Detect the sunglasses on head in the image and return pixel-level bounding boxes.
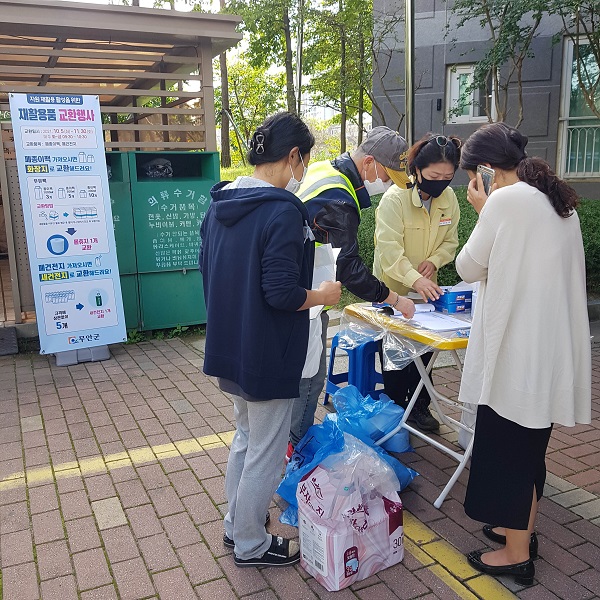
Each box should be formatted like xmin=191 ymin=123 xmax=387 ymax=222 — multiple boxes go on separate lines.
xmin=428 ymin=135 xmax=462 ymax=149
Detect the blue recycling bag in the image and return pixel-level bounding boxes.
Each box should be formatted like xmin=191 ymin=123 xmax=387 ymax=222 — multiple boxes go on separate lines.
xmin=276 ymin=395 xmax=418 ymax=527
xmin=277 ymin=418 xmax=344 ymax=526
xmin=331 ymin=385 xmax=412 ymax=454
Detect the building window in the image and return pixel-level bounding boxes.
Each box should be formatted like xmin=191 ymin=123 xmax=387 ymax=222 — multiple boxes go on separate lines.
xmin=446 ymin=65 xmax=493 ymax=124
xmin=560 ymin=39 xmax=600 ymax=177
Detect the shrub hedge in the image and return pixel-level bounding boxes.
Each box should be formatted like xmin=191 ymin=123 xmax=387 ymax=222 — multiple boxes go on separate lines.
xmin=358 ymin=188 xmax=600 ymax=295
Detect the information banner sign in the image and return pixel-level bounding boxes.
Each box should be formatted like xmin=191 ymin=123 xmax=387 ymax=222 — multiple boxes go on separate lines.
xmin=9 ymin=93 xmax=126 ymax=354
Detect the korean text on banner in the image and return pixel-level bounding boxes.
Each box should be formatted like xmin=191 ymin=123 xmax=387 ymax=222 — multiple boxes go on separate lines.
xmin=9 ymin=93 xmax=126 ymax=354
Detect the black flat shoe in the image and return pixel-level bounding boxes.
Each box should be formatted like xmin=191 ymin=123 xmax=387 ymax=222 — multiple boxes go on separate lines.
xmin=223 ymin=512 xmax=271 ymax=548
xmin=482 ymin=525 xmax=539 ymax=559
xmin=467 ymin=550 xmax=534 ymax=586
xmin=235 ymin=535 xmax=300 ymax=568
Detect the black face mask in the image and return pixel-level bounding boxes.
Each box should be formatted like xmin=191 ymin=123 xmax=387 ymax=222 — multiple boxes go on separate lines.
xmin=417 ymin=174 xmax=453 ymax=198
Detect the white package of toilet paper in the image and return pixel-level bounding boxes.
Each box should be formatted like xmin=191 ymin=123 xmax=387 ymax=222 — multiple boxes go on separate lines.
xmin=297 ymin=435 xmax=404 ymax=591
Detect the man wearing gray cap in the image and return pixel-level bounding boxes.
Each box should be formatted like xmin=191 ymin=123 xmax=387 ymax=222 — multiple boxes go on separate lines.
xmin=287 ymin=126 xmax=415 ymax=457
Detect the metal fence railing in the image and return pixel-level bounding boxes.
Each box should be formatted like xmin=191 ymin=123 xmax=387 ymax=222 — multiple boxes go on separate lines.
xmin=566 ymin=123 xmax=600 ymax=177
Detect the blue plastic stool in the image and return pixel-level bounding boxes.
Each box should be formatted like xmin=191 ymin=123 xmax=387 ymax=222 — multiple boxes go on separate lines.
xmin=323 ymin=333 xmax=384 ymax=404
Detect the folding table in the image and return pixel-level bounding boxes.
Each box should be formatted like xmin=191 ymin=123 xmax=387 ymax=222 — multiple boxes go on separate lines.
xmin=341 ymin=303 xmax=475 ymax=508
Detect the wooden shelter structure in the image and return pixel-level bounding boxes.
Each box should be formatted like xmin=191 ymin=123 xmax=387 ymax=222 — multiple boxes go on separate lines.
xmin=0 ymin=0 xmax=241 ymax=325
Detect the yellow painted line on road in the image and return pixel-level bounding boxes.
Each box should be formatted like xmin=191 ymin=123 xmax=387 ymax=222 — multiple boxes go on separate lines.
xmin=0 ymin=430 xmax=233 ymax=492
xmin=403 ymin=512 xmax=516 ymax=599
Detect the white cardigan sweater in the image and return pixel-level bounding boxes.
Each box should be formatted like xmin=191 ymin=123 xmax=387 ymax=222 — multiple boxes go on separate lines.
xmin=456 ymin=181 xmax=591 ymax=429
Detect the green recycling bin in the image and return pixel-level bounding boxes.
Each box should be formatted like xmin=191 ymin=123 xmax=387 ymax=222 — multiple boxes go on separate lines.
xmin=107 ymin=152 xmax=140 ymax=330
xmin=119 ymin=274 xmax=141 ymax=331
xmin=128 ymin=151 xmax=218 ymax=331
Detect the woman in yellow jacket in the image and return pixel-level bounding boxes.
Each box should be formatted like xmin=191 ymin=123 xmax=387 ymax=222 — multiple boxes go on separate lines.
xmin=373 ymin=134 xmax=461 ymax=431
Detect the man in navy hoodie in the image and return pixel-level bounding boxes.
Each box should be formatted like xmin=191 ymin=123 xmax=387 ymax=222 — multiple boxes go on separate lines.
xmin=200 ymin=112 xmax=341 ymax=568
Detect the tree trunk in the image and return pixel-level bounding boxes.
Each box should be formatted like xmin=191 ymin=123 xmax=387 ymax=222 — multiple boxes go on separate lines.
xmin=219 ymin=0 xmax=231 ymax=167
xmin=358 ymin=34 xmax=365 ymax=144
xmin=283 ymin=6 xmax=297 ymax=114
xmin=296 ymin=0 xmax=304 ymax=114
xmin=220 ymin=52 xmax=232 ymax=168
xmin=340 ymin=21 xmax=347 ymax=153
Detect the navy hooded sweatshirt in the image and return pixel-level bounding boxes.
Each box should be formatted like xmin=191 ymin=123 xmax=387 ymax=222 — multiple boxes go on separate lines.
xmin=199 ymin=180 xmax=314 ymax=400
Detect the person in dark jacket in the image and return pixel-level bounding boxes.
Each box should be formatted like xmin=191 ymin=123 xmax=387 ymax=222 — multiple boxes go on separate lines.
xmin=199 ymin=111 xmax=341 ymax=568
xmin=288 ymin=127 xmax=415 ymax=453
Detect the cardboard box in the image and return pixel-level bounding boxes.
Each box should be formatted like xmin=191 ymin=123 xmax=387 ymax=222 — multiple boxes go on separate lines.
xmin=433 ymin=300 xmax=471 ymax=314
xmin=436 ymin=286 xmax=473 ymax=305
xmin=297 ymin=465 xmax=404 ymax=591
xmin=433 ymin=286 xmax=472 ymax=313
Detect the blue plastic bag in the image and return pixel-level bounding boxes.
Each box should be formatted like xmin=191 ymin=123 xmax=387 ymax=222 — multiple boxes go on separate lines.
xmin=324 ymin=413 xmax=417 ymax=492
xmin=276 ymin=410 xmax=418 ymax=527
xmin=331 ymin=385 xmax=412 ymax=454
xmin=276 ymin=418 xmax=344 ymax=526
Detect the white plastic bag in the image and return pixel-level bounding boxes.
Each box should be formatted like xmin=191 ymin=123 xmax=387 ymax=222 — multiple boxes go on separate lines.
xmin=301 ymin=244 xmax=336 ymax=378
xmin=297 ymin=434 xmax=404 ymax=591
xmin=301 ymin=315 xmax=323 ymax=378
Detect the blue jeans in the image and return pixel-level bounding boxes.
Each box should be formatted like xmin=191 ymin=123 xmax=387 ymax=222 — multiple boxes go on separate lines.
xmin=289 ymin=311 xmax=329 ymax=447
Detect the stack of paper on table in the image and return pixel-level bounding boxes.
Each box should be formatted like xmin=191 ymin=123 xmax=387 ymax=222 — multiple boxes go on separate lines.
xmin=386 ymin=307 xmax=471 ymax=331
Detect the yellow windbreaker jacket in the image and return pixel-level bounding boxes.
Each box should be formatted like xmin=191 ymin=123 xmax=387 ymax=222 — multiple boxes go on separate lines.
xmin=373 ymin=184 xmax=460 ymax=296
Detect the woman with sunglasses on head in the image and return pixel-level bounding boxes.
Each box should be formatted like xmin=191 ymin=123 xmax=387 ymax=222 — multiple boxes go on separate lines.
xmin=373 ymin=133 xmax=461 ymax=431
xmin=457 ymin=122 xmax=590 ymax=586
xmin=200 ymin=111 xmax=341 ymax=568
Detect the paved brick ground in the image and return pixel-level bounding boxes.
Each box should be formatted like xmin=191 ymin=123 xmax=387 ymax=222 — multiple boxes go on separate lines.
xmin=0 ymin=336 xmax=599 ymax=599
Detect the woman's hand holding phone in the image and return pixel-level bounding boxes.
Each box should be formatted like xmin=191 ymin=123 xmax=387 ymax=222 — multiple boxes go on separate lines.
xmin=477 ymin=165 xmax=495 ymax=195
xmin=467 ymin=171 xmax=497 ymax=215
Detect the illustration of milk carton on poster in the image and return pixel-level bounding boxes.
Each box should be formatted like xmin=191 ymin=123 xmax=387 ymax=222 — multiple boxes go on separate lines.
xmin=9 ymin=93 xmax=126 ymax=354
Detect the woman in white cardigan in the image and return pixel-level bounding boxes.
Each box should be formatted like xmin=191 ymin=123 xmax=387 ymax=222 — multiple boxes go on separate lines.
xmin=456 ymin=123 xmax=591 ymax=586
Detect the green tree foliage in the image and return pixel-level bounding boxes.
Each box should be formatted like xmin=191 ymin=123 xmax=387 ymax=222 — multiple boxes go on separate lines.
xmin=448 ymin=0 xmax=547 ymax=127
xmin=301 ymin=0 xmax=405 ymax=145
xmin=214 ymin=59 xmax=286 ymax=162
xmin=302 ymin=0 xmax=372 ymax=149
xmin=549 ymin=1 xmax=600 ymax=119
xmin=226 ymin=0 xmax=298 ymax=113
xmin=450 ymin=1 xmax=600 ymax=124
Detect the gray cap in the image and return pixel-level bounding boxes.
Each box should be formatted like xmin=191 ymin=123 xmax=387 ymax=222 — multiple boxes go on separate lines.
xmin=359 ymin=126 xmax=410 ymax=188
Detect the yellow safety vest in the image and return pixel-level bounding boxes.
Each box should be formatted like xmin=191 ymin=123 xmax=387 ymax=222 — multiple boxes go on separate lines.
xmin=297 ymin=160 xmax=359 ymax=310
xmin=297 ymin=160 xmax=361 ymax=212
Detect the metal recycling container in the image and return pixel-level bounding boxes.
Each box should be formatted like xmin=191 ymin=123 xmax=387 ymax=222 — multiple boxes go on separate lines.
xmin=106 ymin=152 xmax=139 ymax=330
xmin=119 ymin=274 xmax=141 ymax=331
xmin=128 ymin=151 xmax=218 ymax=331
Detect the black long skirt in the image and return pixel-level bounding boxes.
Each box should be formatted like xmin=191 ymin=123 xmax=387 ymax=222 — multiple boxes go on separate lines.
xmin=464 ymin=405 xmax=553 ymax=530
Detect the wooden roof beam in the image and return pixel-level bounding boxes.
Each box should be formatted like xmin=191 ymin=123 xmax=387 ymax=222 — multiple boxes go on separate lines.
xmin=38 ymin=37 xmax=66 ymax=86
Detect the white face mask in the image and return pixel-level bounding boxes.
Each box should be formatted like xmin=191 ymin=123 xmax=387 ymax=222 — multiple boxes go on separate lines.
xmin=285 ymin=153 xmax=307 ymax=194
xmin=363 ymin=162 xmax=393 ymax=197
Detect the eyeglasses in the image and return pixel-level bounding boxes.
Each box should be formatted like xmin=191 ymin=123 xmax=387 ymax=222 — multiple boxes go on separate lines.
xmin=429 ymin=135 xmax=462 ymax=149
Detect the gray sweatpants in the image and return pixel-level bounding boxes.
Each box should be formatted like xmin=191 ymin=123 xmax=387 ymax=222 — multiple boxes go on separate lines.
xmin=289 ymin=311 xmax=329 ymax=447
xmin=224 ymin=395 xmax=293 ymax=559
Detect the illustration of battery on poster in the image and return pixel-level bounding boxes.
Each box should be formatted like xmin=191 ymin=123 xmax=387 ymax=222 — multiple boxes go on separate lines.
xmin=9 ymin=93 xmax=127 ymax=354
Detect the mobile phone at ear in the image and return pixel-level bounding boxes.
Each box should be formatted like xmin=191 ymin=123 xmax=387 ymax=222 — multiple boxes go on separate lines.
xmin=477 ymin=165 xmax=495 ymax=195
